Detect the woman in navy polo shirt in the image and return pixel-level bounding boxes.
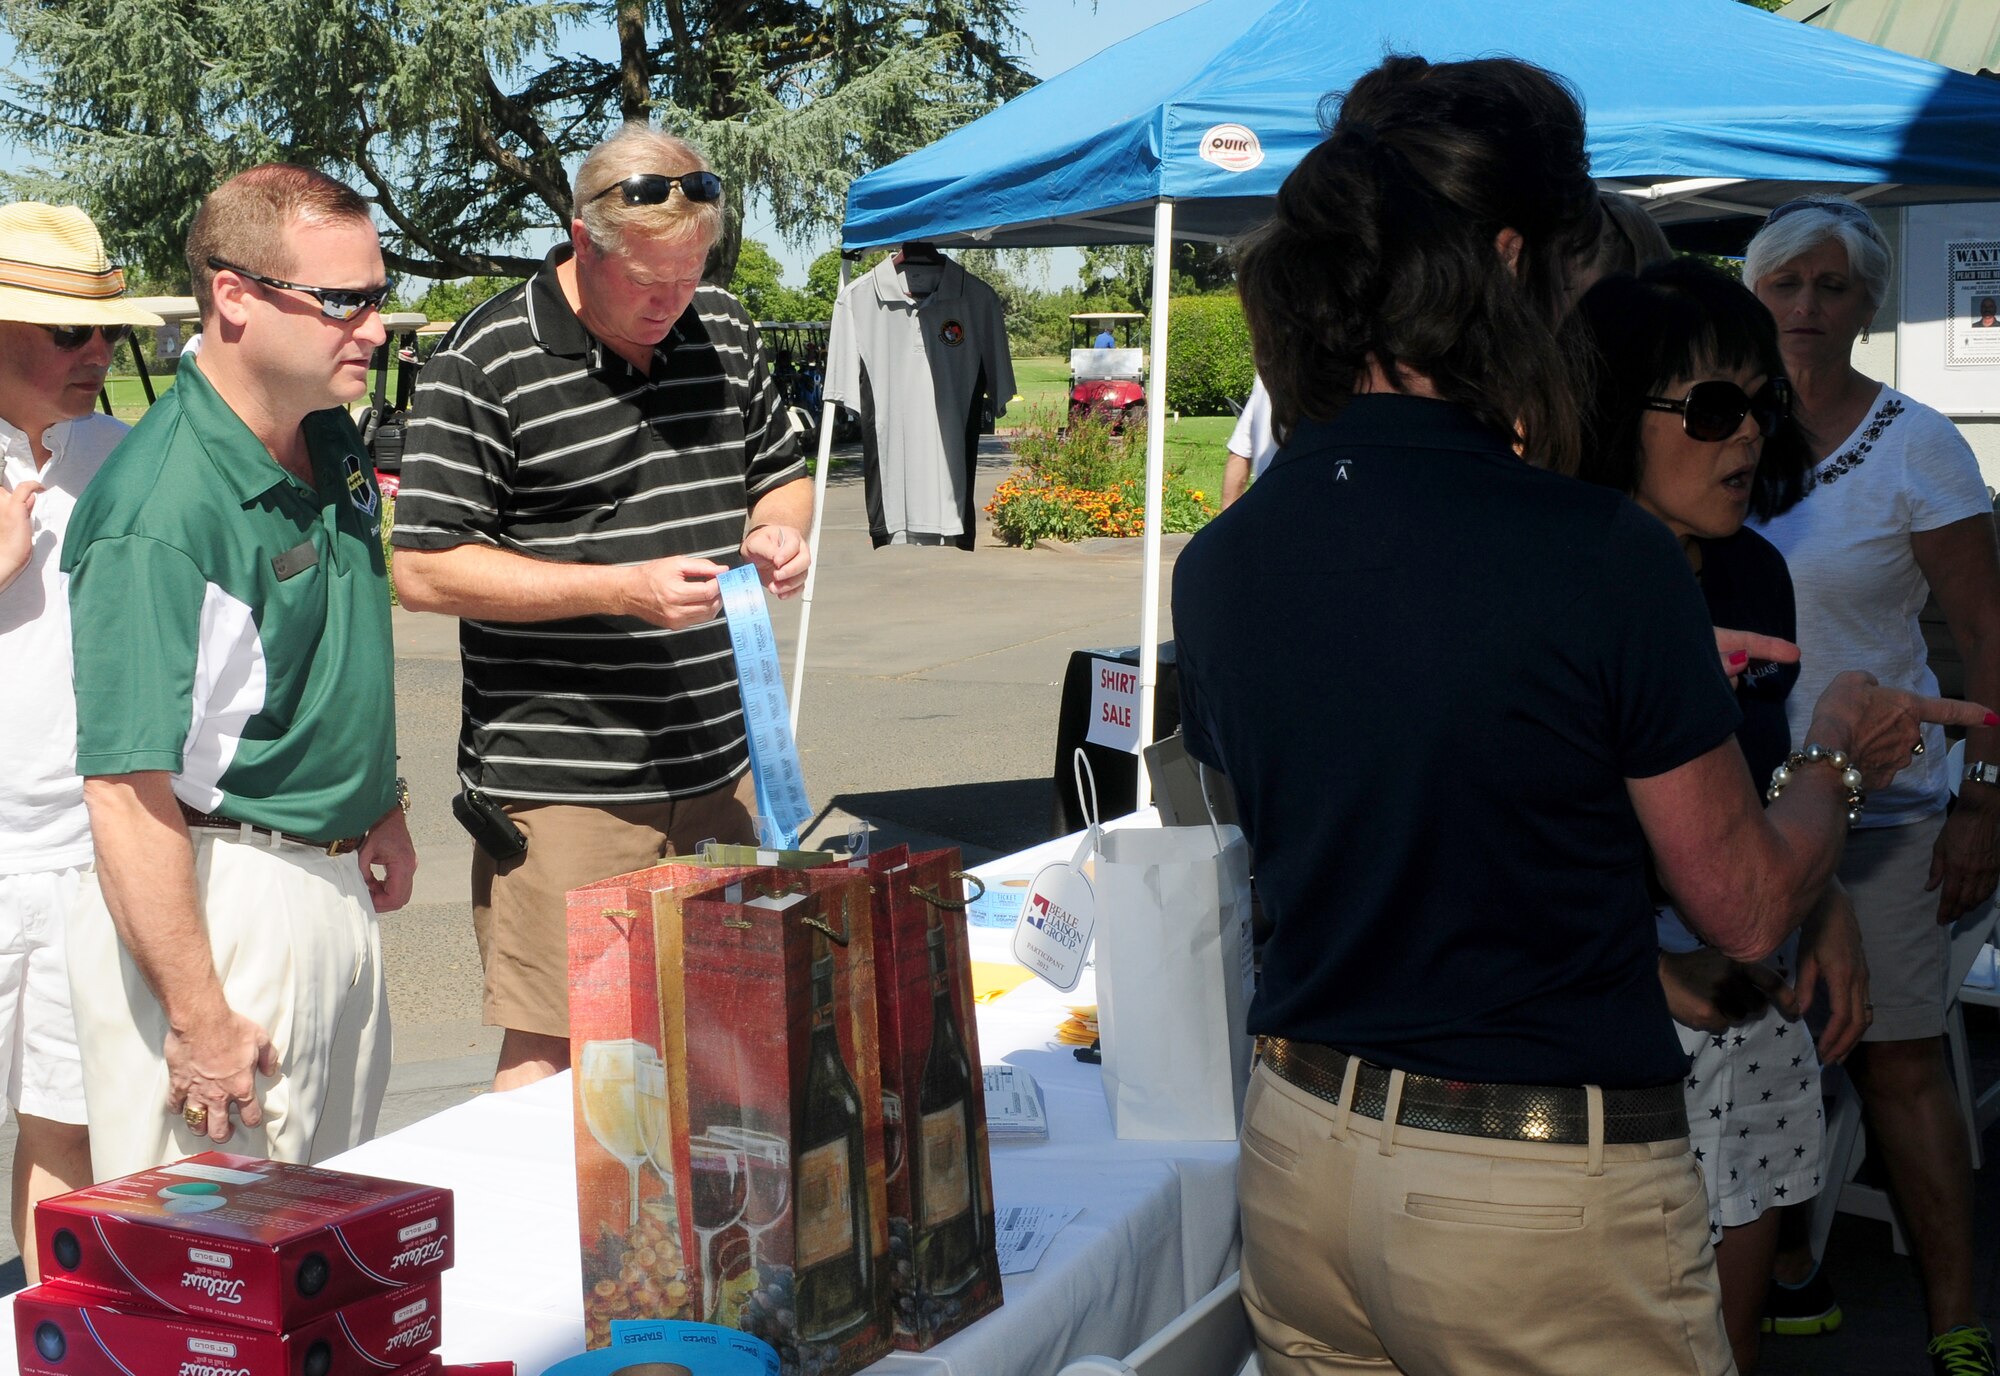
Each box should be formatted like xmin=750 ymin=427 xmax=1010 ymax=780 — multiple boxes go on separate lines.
xmin=1171 ymin=54 xmax=1991 ymax=1376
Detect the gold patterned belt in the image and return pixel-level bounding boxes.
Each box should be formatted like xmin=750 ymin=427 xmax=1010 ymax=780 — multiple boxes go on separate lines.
xmin=1263 ymin=1037 xmax=1687 ymax=1146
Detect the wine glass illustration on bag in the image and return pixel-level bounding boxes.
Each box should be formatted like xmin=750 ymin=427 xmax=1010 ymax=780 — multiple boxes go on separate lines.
xmin=579 ymin=1039 xmax=666 ymax=1227
xmin=688 ymin=1133 xmax=749 ymax=1322
xmin=706 ymin=1125 xmax=789 ymax=1271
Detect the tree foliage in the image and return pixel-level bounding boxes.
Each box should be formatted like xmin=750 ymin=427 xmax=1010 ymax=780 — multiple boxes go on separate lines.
xmin=0 ymin=0 xmax=1032 ymax=286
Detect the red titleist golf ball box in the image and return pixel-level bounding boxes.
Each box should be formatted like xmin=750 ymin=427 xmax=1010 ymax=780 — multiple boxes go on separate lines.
xmin=14 ymin=1278 xmax=443 ymax=1376
xmin=35 ymin=1153 xmax=453 ymax=1331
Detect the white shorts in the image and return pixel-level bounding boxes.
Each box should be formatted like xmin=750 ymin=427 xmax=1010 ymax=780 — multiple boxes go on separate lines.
xmin=1677 ymin=997 xmax=1824 ymax=1241
xmin=66 ymin=829 xmax=392 ymax=1181
xmin=0 ymin=868 xmax=90 ymax=1125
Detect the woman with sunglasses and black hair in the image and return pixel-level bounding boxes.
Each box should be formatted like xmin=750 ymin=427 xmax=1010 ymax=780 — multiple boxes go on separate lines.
xmin=1574 ymin=258 xmax=1854 ymax=1374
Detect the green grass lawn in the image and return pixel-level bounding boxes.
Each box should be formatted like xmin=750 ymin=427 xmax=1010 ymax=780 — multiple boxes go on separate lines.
xmin=101 ymin=369 xmax=402 ymax=425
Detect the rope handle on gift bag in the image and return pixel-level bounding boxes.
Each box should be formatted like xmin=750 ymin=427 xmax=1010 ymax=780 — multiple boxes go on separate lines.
xmin=911 ymin=871 xmax=989 ymax=911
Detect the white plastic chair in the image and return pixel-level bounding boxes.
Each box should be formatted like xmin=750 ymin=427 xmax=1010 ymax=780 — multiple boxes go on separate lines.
xmin=1057 ymin=1270 xmax=1259 ymax=1376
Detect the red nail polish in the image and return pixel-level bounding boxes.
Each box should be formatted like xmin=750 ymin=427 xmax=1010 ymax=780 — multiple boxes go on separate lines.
xmin=1729 ymin=651 xmax=1748 ymax=666
xmin=1986 ymin=712 xmax=1999 ymax=727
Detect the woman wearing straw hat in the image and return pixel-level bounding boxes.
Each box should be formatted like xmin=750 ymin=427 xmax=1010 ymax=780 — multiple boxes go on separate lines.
xmin=0 ymin=201 xmax=163 ymax=1274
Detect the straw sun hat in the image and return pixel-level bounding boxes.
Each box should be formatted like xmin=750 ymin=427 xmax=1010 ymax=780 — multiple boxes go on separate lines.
xmin=0 ymin=203 xmax=164 ymax=328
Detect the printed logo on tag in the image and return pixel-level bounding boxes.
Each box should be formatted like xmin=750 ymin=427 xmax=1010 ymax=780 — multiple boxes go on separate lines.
xmin=1012 ymin=862 xmax=1096 ymax=992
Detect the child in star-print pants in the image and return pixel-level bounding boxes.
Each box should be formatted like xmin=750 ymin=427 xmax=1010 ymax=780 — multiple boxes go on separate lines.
xmin=1668 ymin=940 xmax=1827 ymax=1244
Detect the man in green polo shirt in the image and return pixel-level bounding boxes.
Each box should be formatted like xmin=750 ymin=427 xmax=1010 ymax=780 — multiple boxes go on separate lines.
xmin=61 ymin=164 xmax=415 ymax=1179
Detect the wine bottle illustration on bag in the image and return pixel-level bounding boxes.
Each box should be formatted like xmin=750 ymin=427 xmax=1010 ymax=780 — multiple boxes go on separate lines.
xmin=794 ymin=935 xmax=875 ymax=1340
xmin=915 ymin=919 xmax=983 ymax=1294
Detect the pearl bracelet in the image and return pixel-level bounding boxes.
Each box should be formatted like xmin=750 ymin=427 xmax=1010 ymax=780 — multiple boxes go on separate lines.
xmin=1766 ymin=743 xmax=1865 ymax=825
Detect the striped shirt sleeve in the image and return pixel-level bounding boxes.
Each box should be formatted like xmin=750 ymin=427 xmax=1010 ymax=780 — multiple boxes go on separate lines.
xmin=391 ymin=345 xmax=517 ymax=551
xmin=730 ymin=304 xmax=806 ymax=500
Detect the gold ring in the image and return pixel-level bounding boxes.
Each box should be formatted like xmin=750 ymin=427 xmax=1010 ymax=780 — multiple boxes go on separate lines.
xmin=183 ymin=1104 xmax=209 ymax=1130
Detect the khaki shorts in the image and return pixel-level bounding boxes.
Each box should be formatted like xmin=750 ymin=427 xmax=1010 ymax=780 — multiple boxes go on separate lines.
xmin=1238 ymin=1063 xmax=1732 ymax=1376
xmin=471 ymin=772 xmax=758 ymax=1039
xmin=1843 ymin=815 xmax=1950 ymax=1043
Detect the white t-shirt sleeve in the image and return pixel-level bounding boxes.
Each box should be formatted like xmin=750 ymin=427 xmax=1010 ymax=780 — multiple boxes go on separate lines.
xmin=1900 ymin=404 xmax=1993 ymax=532
xmin=1228 ymin=378 xmax=1278 ymax=475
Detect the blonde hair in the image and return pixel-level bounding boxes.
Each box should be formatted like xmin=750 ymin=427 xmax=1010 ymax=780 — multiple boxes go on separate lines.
xmin=574 ymin=125 xmax=723 ymax=254
xmin=186 ymin=164 xmax=373 ymax=318
xmin=1595 ymin=194 xmax=1673 ymax=278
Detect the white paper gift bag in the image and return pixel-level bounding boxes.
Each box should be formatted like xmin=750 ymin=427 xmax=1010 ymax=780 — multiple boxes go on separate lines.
xmin=1093 ymin=822 xmax=1255 ymax=1141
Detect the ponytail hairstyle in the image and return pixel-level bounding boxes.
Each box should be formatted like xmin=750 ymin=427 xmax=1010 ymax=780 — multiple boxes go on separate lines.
xmin=1234 ymin=55 xmax=1602 ymax=472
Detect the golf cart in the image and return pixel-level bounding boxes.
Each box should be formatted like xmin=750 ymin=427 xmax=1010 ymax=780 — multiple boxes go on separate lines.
xmin=756 ymin=320 xmax=845 ymax=447
xmin=356 ymin=312 xmax=452 ymax=496
xmin=1067 ymin=312 xmax=1146 ymax=428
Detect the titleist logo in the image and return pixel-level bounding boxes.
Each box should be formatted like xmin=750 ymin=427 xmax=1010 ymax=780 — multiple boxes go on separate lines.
xmin=390 ymin=1239 xmax=446 ymax=1269
xmin=179 ymin=1362 xmax=251 ymax=1376
xmin=385 ymin=1318 xmax=437 ymax=1351
xmin=180 ymin=1274 xmax=246 ymax=1303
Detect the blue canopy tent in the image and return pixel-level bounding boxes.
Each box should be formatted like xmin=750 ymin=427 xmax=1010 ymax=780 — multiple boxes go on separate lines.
xmin=792 ymin=0 xmax=2000 ymax=800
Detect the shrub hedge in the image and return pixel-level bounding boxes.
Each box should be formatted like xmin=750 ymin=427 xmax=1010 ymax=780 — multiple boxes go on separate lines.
xmin=1163 ymin=294 xmax=1253 ymax=416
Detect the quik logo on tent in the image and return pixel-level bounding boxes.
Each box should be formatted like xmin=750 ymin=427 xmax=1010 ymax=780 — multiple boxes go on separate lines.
xmin=1199 ymin=123 xmax=1263 ymax=173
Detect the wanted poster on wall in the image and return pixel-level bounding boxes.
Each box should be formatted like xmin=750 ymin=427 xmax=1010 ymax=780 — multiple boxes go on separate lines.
xmin=1947 ymin=240 xmax=2000 ymax=366
xmin=1898 ymin=207 xmax=2000 ymax=416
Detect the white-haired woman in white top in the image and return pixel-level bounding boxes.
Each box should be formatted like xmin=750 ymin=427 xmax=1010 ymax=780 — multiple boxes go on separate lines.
xmin=1745 ymin=194 xmax=2000 ymax=1376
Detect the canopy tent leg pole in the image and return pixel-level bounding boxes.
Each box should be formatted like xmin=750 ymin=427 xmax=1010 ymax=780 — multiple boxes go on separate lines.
xmin=788 ymin=254 xmax=854 ymax=739
xmin=1135 ymin=198 xmax=1174 ymax=811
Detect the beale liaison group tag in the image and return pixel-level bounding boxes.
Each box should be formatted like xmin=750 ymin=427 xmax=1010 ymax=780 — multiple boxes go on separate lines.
xmin=1013 ymin=860 xmax=1096 ymax=992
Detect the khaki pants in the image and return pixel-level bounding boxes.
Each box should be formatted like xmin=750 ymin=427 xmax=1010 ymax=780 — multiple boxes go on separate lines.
xmin=1238 ymin=1063 xmax=1735 ymax=1375
xmin=471 ymin=772 xmax=758 ymax=1039
xmin=67 ymin=830 xmax=391 ymax=1182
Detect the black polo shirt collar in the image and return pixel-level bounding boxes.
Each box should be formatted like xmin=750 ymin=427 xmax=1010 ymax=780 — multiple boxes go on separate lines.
xmin=522 ymin=243 xmax=689 ymax=374
xmin=1275 ymin=393 xmax=1513 ymax=472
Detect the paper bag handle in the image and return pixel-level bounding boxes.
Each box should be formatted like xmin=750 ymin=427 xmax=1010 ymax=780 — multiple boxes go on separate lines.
xmin=1194 ymin=761 xmax=1228 ymax=855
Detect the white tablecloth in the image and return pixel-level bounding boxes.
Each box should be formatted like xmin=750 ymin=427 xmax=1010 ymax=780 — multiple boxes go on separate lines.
xmin=0 ymin=972 xmax=1239 ymax=1376
xmin=349 ymin=974 xmax=1238 ymax=1375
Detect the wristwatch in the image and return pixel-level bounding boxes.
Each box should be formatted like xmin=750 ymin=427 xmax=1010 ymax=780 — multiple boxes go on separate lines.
xmin=395 ymin=776 xmax=412 ymax=813
xmin=1966 ymin=760 xmax=2000 ymax=789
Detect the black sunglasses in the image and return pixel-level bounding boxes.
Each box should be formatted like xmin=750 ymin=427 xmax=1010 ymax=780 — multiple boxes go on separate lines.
xmin=1642 ymin=378 xmax=1791 ymax=444
xmin=206 ymin=257 xmax=393 ymax=322
xmin=586 ymin=171 xmax=723 ymax=207
xmin=35 ymin=323 xmax=133 ymax=352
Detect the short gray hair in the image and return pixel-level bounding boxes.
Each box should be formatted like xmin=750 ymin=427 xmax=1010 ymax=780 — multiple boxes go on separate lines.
xmin=573 ymin=124 xmax=722 ymax=255
xmin=1743 ymin=195 xmax=1892 ymax=313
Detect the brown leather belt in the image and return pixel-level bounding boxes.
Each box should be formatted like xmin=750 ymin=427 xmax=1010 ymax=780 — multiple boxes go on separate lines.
xmin=178 ymin=801 xmax=363 ymax=857
xmin=1262 ymin=1037 xmax=1687 ymax=1146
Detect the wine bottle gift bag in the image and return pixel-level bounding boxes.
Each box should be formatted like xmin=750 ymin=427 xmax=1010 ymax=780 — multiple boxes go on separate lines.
xmin=567 ymin=863 xmax=758 ymax=1349
xmin=671 ymin=870 xmax=896 ymax=1376
xmin=811 ymin=848 xmax=1002 ymax=1350
xmin=1094 ymin=820 xmax=1256 ymax=1141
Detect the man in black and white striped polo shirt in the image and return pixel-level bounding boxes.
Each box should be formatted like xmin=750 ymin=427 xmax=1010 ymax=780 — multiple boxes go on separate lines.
xmin=391 ymin=124 xmax=808 ymax=1091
